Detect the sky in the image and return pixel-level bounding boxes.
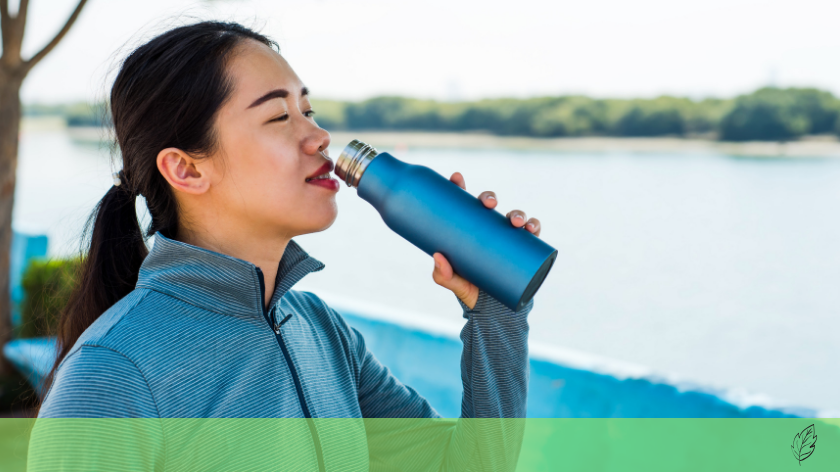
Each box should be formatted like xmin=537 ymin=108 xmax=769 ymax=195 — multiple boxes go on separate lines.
xmin=10 ymin=0 xmax=840 ymax=104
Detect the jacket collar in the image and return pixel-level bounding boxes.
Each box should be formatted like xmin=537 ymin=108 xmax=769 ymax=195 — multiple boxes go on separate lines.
xmin=136 ymin=232 xmax=325 ymax=318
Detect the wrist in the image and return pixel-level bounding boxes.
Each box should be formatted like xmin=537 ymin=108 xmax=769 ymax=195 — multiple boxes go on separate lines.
xmin=456 ymin=288 xmax=535 ymax=316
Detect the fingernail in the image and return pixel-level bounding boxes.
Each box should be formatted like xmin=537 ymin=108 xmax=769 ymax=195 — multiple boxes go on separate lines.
xmin=527 ymin=223 xmax=535 ymax=229
xmin=486 ymin=195 xmax=496 ymax=200
xmin=434 ymin=258 xmax=440 ymax=269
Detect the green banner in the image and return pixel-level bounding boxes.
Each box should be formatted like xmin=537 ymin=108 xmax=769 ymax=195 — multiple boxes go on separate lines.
xmin=2 ymin=418 xmax=838 ymax=471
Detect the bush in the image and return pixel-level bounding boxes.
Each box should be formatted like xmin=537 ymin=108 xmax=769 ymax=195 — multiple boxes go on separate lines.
xmin=614 ymin=98 xmax=688 ymax=137
xmin=344 ymin=96 xmax=455 ymax=131
xmin=527 ymin=97 xmax=609 ymax=137
xmin=684 ymin=98 xmax=733 ymax=136
xmin=19 ymin=258 xmax=81 ymax=338
xmin=0 ymin=369 xmax=37 ymax=413
xmin=319 ymin=94 xmax=743 ymax=139
xmin=719 ymin=87 xmax=840 ymax=141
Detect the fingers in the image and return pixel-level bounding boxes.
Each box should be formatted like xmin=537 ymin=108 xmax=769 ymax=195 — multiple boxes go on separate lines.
xmin=506 ymin=209 xmax=528 ymax=228
xmin=525 ymin=217 xmax=541 ymax=237
xmin=478 ymin=191 xmax=497 ymax=209
xmin=450 ymin=172 xmax=498 ymax=210
xmin=448 ymin=174 xmax=540 ymax=238
xmin=449 ymin=172 xmax=466 ymax=190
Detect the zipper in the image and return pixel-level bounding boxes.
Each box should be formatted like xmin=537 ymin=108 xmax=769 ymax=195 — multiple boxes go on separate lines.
xmin=256 ymin=268 xmax=326 ymax=472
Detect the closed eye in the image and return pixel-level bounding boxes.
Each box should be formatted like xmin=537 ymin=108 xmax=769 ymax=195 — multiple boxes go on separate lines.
xmin=267 ymin=110 xmax=315 ymax=123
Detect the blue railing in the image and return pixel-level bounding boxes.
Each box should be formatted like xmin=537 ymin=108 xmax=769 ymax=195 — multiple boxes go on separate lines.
xmin=9 ymin=231 xmax=48 ymax=327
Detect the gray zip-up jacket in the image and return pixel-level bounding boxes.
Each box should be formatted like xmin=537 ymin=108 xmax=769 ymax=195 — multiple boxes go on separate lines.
xmin=29 ymin=233 xmax=533 ymax=471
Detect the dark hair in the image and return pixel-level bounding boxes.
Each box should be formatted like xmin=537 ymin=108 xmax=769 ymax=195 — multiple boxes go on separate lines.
xmin=42 ymin=21 xmax=278 ymax=400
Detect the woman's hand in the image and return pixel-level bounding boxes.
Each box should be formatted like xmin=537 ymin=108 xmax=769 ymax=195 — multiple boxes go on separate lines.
xmin=432 ymin=172 xmax=542 ymax=310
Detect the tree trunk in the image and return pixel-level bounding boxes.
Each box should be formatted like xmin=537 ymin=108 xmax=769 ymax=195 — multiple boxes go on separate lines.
xmin=0 ymin=71 xmax=23 ymax=377
xmin=0 ymin=0 xmax=89 ymax=377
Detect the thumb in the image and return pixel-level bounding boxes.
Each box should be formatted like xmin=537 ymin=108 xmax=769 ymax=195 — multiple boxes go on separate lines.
xmin=432 ymin=252 xmax=476 ymax=303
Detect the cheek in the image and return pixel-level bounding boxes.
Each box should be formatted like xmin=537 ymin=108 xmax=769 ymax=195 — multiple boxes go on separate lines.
xmin=226 ymin=122 xmax=294 ymax=177
xmin=215 ymin=131 xmax=301 ymax=209
xmin=247 ymin=150 xmax=301 ymax=206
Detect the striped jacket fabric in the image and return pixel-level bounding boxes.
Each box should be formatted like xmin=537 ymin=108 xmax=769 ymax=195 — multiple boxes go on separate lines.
xmin=30 ymin=232 xmax=534 ymax=471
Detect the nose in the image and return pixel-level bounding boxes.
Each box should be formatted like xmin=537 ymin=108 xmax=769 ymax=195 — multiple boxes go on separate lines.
xmin=302 ymin=121 xmax=331 ymax=157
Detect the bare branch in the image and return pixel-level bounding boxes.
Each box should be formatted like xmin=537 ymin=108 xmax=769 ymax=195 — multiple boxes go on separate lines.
xmin=0 ymin=0 xmax=25 ymax=66
xmin=1 ymin=0 xmax=10 ymax=59
xmin=12 ymin=0 xmax=30 ymax=49
xmin=17 ymin=0 xmax=29 ymax=24
xmin=23 ymin=0 xmax=89 ymax=71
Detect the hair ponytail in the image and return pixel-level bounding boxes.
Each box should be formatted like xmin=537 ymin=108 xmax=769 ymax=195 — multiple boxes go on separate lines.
xmin=50 ymin=172 xmax=147 ymax=373
xmin=39 ymin=21 xmax=278 ymax=404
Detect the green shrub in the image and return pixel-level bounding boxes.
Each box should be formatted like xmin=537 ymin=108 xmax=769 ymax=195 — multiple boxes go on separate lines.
xmin=528 ymin=97 xmax=609 ymax=137
xmin=614 ymin=97 xmax=689 ymax=137
xmin=719 ymin=87 xmax=840 ymax=141
xmin=19 ymin=258 xmax=81 ymax=338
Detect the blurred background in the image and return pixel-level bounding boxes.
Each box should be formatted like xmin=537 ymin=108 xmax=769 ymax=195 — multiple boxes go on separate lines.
xmin=4 ymin=0 xmax=840 ymax=420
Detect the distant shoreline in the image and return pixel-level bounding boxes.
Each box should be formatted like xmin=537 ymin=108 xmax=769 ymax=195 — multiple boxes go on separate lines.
xmin=21 ymin=117 xmax=840 ymax=158
xmin=328 ymin=131 xmax=840 ymax=158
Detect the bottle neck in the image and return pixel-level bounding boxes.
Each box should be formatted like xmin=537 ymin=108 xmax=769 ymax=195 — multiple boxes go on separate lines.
xmin=335 ymin=139 xmax=379 ymax=188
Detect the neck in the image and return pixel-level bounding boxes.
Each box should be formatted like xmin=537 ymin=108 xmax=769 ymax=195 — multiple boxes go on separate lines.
xmin=176 ymin=223 xmax=290 ymax=310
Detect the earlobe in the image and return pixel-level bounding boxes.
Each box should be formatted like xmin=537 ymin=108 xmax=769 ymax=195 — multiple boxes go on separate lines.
xmin=156 ymin=148 xmax=209 ymax=195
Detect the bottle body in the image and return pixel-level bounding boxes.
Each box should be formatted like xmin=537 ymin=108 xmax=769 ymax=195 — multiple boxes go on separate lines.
xmin=337 ymin=142 xmax=557 ymax=311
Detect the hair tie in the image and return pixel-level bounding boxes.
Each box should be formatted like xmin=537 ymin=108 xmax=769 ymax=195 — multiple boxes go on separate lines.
xmin=112 ymin=169 xmax=138 ymax=196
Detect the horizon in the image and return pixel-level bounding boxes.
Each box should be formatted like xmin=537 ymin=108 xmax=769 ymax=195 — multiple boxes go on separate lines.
xmin=20 ymin=84 xmax=837 ymax=107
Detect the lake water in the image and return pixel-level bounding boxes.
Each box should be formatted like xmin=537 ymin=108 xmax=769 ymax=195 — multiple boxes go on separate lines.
xmin=13 ymin=128 xmax=840 ymax=414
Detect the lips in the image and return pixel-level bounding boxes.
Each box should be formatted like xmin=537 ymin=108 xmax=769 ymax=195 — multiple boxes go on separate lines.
xmin=305 ymin=161 xmax=335 ymax=181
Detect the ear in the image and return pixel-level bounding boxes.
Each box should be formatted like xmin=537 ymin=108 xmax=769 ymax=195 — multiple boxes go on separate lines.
xmin=156 ymin=148 xmax=210 ymax=195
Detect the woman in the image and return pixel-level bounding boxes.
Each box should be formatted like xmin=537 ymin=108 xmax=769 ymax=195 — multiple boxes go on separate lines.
xmin=29 ymin=21 xmax=543 ymax=471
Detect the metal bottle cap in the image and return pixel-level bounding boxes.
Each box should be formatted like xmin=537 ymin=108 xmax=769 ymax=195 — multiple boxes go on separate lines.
xmin=335 ymin=139 xmax=379 ymax=188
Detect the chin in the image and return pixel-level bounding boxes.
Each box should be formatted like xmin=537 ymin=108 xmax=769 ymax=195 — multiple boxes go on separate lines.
xmin=306 ymin=209 xmax=338 ymax=235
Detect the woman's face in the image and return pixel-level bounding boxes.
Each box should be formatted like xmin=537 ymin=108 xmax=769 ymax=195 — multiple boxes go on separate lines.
xmin=204 ymin=39 xmax=337 ymax=241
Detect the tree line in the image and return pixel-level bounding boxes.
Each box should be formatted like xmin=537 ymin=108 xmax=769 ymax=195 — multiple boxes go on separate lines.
xmin=24 ymin=87 xmax=840 ymax=142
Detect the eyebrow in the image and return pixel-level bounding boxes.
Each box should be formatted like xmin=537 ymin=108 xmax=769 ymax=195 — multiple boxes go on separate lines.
xmin=248 ymin=86 xmax=309 ymax=109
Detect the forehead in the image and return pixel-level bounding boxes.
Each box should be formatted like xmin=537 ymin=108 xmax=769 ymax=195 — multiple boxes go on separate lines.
xmin=226 ymin=40 xmax=303 ymax=104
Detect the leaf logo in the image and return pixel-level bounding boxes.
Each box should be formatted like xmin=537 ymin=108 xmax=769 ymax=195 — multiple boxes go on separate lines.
xmin=791 ymin=424 xmax=817 ymax=465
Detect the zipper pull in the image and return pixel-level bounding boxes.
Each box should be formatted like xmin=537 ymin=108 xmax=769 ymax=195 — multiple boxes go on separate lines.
xmin=273 ymin=313 xmax=293 ymax=334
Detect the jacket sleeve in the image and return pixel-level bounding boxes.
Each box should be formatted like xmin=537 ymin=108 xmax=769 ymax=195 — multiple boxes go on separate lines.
xmin=28 ymin=345 xmax=165 ymax=472
xmin=342 ymin=288 xmax=533 ymax=471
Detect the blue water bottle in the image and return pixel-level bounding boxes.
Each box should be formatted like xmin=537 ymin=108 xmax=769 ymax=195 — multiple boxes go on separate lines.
xmin=335 ymin=140 xmax=557 ymax=311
